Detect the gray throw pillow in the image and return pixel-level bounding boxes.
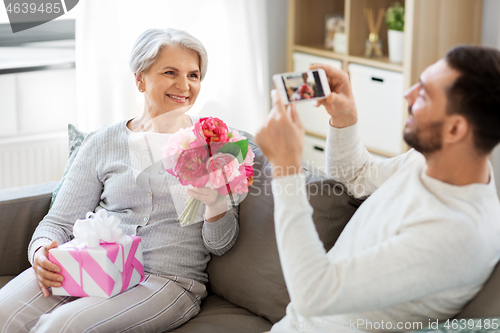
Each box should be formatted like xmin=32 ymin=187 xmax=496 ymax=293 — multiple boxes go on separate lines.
xmin=206 ymin=139 xmax=363 ymax=324
xmin=50 ymin=124 xmax=87 ymax=208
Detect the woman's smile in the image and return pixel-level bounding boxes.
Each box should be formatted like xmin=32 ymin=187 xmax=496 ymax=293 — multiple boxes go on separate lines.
xmin=167 ymin=93 xmax=189 ymax=103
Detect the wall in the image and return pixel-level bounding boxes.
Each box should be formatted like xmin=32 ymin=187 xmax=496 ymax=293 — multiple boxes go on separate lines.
xmin=266 ymin=0 xmax=288 ymax=97
xmin=481 ymin=0 xmax=500 ymax=196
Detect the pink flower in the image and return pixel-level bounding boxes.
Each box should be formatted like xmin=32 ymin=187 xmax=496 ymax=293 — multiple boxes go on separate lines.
xmin=206 ymin=153 xmax=241 ymax=189
xmin=243 ymin=146 xmax=255 ymax=167
xmin=163 ymin=127 xmax=196 ymax=172
xmin=229 ymin=129 xmax=246 ymax=143
xmin=219 ymin=164 xmax=249 ymax=196
xmin=194 ymin=117 xmax=229 ymax=144
xmin=245 ymin=165 xmax=254 ymax=187
xmin=174 ymin=146 xmax=209 ymax=187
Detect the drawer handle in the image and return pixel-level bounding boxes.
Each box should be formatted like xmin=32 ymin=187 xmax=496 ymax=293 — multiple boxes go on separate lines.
xmin=371 ymin=77 xmax=384 ymax=83
xmin=313 ymin=146 xmax=325 ymax=152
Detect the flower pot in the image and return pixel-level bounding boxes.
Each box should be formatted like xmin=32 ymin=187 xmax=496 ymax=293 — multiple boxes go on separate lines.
xmin=388 ymin=29 xmax=404 ymax=63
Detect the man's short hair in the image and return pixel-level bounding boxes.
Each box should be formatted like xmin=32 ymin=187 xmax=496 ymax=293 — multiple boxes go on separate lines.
xmin=445 ymin=45 xmax=500 ymax=155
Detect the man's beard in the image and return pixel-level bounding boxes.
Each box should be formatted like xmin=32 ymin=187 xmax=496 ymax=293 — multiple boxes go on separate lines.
xmin=403 ymin=118 xmax=444 ymax=154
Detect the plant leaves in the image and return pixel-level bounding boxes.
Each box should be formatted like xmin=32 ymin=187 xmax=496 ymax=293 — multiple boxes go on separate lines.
xmin=217 ymin=142 xmax=244 ymax=164
xmin=385 ymin=2 xmax=405 ymax=31
xmin=231 ymin=139 xmax=248 ymax=160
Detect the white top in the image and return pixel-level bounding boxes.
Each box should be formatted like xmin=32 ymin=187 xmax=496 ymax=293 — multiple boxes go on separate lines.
xmin=271 ymin=123 xmax=500 ymax=333
xmin=125 ymin=114 xmax=197 ymax=179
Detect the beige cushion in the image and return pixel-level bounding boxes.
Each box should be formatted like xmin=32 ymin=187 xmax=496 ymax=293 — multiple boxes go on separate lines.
xmin=207 ymin=142 xmax=363 ymax=324
xmin=455 ymin=261 xmax=500 ymax=319
xmin=171 ymin=294 xmax=272 ymax=333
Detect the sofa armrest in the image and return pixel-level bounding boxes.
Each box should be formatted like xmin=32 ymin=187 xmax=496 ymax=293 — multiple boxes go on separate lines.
xmin=0 ymin=181 xmax=57 ymax=276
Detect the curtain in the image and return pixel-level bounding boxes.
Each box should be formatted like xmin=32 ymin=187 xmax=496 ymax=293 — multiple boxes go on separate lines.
xmin=75 ymin=0 xmax=270 ymax=135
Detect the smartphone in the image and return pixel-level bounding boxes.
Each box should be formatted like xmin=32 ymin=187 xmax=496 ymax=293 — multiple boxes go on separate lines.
xmin=273 ymin=68 xmax=331 ymax=105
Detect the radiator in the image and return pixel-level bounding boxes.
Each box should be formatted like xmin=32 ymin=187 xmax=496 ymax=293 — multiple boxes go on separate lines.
xmin=0 ymin=131 xmax=68 ymax=190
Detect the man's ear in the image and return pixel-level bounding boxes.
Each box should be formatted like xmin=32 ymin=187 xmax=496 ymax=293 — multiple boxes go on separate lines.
xmin=443 ymin=114 xmax=470 ymax=145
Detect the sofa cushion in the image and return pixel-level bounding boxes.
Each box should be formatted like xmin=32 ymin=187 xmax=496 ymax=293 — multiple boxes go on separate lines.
xmin=171 ymin=294 xmax=272 ymax=333
xmin=454 ymin=260 xmax=500 ymax=319
xmin=207 ymin=141 xmax=363 ymax=324
xmin=0 ymin=181 xmax=58 ymax=276
xmin=0 ymin=276 xmax=16 ymax=289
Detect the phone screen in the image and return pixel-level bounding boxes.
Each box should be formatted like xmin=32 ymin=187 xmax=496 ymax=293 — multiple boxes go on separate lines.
xmin=281 ymin=70 xmax=325 ymax=103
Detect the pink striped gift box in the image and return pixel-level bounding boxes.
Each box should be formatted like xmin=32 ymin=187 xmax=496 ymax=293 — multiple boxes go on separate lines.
xmin=48 ymin=236 xmax=145 ymax=298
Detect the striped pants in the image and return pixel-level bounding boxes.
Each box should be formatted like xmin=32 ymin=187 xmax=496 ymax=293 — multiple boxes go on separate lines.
xmin=0 ymin=268 xmax=206 ymax=333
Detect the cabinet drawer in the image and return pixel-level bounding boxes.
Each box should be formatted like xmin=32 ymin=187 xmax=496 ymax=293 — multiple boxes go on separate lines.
xmin=302 ymin=134 xmax=326 ymax=172
xmin=348 ymin=64 xmax=404 ymax=156
xmin=293 ymin=52 xmax=341 ymax=137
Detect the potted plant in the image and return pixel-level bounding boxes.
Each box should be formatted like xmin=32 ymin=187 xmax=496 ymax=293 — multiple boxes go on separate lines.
xmin=385 ymin=2 xmax=405 ymax=63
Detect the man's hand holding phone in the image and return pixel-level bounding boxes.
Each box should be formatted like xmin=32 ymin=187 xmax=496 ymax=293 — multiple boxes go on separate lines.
xmin=309 ymin=64 xmax=358 ymax=128
xmin=33 ymin=240 xmax=63 ymax=297
xmin=255 ymin=90 xmax=305 ymax=179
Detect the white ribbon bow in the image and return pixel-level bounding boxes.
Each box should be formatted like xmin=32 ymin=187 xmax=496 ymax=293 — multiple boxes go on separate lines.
xmin=72 ymin=210 xmax=126 ymax=248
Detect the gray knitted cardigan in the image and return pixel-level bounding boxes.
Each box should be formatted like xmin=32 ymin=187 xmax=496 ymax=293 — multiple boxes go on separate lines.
xmin=28 ymin=119 xmax=239 ymax=284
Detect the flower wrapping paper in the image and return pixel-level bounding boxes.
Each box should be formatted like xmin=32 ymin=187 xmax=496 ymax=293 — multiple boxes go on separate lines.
xmin=48 ymin=236 xmax=144 ymax=298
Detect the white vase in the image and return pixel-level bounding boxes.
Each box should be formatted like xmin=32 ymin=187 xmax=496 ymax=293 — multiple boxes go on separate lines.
xmin=333 ymin=32 xmax=347 ymax=54
xmin=388 ymin=29 xmax=404 ymax=63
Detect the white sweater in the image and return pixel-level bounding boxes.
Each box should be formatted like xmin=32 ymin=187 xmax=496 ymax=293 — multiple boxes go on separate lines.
xmin=271 ymin=124 xmax=500 ymax=333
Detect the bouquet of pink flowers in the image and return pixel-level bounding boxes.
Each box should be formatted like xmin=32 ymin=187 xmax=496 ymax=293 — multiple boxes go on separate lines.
xmin=163 ymin=117 xmax=255 ymax=226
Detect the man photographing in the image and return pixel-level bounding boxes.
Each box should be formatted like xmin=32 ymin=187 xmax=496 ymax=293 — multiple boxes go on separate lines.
xmin=255 ymin=45 xmax=500 ymax=332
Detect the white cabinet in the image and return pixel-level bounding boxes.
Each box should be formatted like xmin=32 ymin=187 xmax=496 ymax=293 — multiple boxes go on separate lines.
xmin=302 ymin=134 xmax=327 ymax=172
xmin=348 ymin=64 xmax=404 ymax=156
xmin=0 ymin=74 xmax=18 ymax=136
xmin=293 ymin=52 xmax=341 ymax=138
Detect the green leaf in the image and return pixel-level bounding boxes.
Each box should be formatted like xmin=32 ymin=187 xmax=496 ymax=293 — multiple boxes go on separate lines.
xmin=217 ymin=142 xmax=244 ymax=164
xmin=385 ymin=2 xmax=405 ymax=31
xmin=231 ymin=139 xmax=248 ymax=160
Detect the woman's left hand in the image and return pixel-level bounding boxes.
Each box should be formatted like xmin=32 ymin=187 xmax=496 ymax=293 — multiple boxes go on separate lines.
xmin=187 ymin=187 xmax=227 ymax=222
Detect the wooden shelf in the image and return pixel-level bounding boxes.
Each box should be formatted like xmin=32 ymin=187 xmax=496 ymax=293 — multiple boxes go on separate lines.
xmin=347 ymin=55 xmax=403 ymax=72
xmin=295 ymin=43 xmax=404 ymax=72
xmin=305 ymin=131 xmax=327 ymax=140
xmin=294 ymin=44 xmax=346 ymax=62
xmin=288 ymin=0 xmax=483 ymax=156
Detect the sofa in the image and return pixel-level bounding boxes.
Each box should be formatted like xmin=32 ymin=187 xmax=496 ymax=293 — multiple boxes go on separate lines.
xmin=1 ymin=139 xmax=500 ymax=333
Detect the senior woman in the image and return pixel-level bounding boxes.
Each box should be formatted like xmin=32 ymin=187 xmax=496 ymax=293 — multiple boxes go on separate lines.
xmin=0 ymin=28 xmax=239 ymax=332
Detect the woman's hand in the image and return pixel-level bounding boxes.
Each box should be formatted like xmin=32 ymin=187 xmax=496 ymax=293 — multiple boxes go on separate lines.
xmin=187 ymin=187 xmax=227 ymax=222
xmin=309 ymin=63 xmax=358 ymax=128
xmin=32 ymin=240 xmax=63 ymax=297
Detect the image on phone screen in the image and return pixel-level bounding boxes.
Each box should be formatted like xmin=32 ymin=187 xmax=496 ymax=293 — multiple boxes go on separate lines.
xmin=282 ymin=71 xmax=325 ymax=103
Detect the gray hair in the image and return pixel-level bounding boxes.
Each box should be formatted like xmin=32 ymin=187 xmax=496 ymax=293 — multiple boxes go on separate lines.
xmin=129 ymin=28 xmax=208 ymax=81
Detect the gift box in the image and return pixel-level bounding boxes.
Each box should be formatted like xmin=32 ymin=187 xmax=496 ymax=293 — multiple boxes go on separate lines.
xmin=48 ymin=210 xmax=145 ymax=298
